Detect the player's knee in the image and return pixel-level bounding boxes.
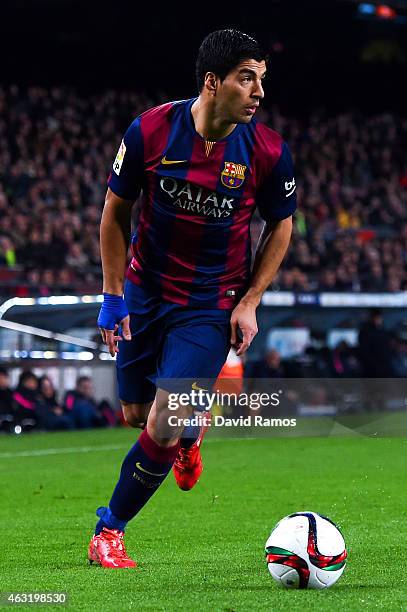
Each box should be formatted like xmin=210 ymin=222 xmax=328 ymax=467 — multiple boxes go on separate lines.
xmin=120 ymin=401 xmax=151 ymax=429
xmin=146 ymin=394 xmax=187 ymax=445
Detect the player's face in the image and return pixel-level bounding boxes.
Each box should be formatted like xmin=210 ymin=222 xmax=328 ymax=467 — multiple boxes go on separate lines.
xmin=216 ymin=59 xmax=266 ymax=124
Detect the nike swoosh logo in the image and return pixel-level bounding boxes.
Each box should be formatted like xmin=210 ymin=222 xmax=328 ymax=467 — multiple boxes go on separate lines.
xmin=135 ymin=462 xmax=167 ymax=477
xmin=191 ymin=381 xmax=207 ymax=392
xmin=161 ymin=156 xmax=188 ymax=165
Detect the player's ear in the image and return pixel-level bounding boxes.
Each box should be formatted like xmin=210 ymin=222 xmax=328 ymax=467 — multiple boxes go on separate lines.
xmin=204 ymin=72 xmax=217 ymax=95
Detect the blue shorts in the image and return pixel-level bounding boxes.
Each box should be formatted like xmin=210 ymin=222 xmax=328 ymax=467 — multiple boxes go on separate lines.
xmin=116 ymin=281 xmax=232 ymax=404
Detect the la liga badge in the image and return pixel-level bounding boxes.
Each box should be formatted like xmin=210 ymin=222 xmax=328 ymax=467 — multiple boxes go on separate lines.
xmin=113 ymin=140 xmax=126 ymax=175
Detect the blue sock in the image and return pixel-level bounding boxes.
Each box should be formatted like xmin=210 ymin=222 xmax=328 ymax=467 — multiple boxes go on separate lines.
xmin=95 ymin=506 xmax=127 ymax=534
xmin=179 ymin=423 xmax=201 ymax=449
xmin=179 ymin=411 xmax=211 ymax=449
xmin=95 ymin=429 xmax=179 ymax=534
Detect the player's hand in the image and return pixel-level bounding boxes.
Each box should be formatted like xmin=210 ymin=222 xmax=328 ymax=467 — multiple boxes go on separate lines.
xmin=97 ymin=293 xmax=131 ymax=357
xmin=230 ymin=300 xmax=258 ymax=356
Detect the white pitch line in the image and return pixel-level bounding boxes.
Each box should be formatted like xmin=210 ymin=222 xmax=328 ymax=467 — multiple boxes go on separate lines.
xmin=0 ymin=437 xmax=258 ymax=460
xmin=0 ymin=443 xmax=128 ymax=459
xmin=0 ymin=434 xmax=389 ymax=462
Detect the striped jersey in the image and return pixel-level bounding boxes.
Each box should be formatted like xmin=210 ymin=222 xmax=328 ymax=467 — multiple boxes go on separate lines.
xmin=108 ymin=98 xmax=297 ymax=309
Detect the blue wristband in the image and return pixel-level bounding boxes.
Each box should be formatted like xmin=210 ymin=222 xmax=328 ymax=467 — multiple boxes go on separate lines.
xmin=97 ymin=293 xmax=129 ymax=330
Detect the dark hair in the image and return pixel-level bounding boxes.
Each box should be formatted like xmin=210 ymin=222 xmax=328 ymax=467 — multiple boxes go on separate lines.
xmin=39 ymin=375 xmax=57 ymax=401
xmin=196 ymin=29 xmax=266 ymax=92
xmin=18 ymin=370 xmax=38 ymax=386
xmin=39 ymin=374 xmax=53 ymax=388
xmin=77 ymin=376 xmax=91 ymax=385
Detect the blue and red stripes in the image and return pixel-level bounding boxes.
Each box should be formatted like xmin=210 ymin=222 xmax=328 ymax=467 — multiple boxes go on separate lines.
xmin=126 ymin=103 xmax=174 ymax=289
xmin=122 ymin=99 xmax=290 ymax=308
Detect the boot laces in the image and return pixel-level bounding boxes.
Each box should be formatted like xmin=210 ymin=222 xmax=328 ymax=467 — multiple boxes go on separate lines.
xmin=100 ymin=528 xmax=131 ymax=561
xmin=174 ymin=446 xmax=193 ymax=471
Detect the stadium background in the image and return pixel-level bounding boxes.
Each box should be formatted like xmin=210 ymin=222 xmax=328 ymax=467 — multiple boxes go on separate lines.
xmin=1 ymin=0 xmax=406 ymax=415
xmin=0 ymin=2 xmax=406 ymax=610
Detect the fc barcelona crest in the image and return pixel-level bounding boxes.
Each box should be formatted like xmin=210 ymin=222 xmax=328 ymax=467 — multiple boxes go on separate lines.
xmin=221 ymin=161 xmax=247 ymax=189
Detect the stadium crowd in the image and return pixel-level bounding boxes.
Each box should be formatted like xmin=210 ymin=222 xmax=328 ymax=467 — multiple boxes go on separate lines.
xmin=0 ymin=85 xmax=406 ymax=295
xmin=0 ymin=369 xmax=117 ymax=433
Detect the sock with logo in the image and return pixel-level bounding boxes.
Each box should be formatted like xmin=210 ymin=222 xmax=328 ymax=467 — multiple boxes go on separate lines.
xmin=177 ymin=381 xmax=212 ymax=449
xmin=95 ymin=429 xmax=179 ymax=534
xmin=179 ymin=422 xmax=201 ymax=449
xmin=179 ymin=409 xmax=213 ymax=449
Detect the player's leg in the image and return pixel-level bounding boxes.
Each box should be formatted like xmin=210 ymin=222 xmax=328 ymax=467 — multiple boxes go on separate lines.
xmin=89 ymin=389 xmax=191 ymax=568
xmin=108 ymin=388 xmax=190 ymax=523
xmin=89 ymin=282 xmax=163 ymax=568
xmin=158 ymin=308 xmax=231 ymax=490
xmin=99 ymin=388 xmax=191 ymax=529
xmin=89 ymin=399 xmax=158 ymax=568
xmin=114 ymin=279 xmax=160 ymax=432
xmin=89 ymin=293 xmax=230 ymax=567
xmin=89 ymin=397 xmax=158 ymax=568
xmin=120 ymin=400 xmax=152 ymax=429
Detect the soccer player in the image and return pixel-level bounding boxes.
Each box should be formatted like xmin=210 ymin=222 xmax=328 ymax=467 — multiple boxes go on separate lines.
xmin=88 ymin=29 xmax=296 ymax=568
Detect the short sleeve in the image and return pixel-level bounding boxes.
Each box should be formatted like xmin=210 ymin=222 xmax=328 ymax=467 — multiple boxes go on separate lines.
xmin=256 ymin=142 xmax=297 ymax=222
xmin=107 ymin=117 xmax=144 ymax=200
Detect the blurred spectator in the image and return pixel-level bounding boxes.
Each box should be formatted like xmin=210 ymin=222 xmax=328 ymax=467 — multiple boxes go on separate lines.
xmin=0 ymin=366 xmax=13 ymax=410
xmin=0 ymin=366 xmax=14 ymax=432
xmin=392 ymin=337 xmax=407 ymax=377
xmin=0 ymin=368 xmax=118 ymax=434
xmin=12 ymin=370 xmax=41 ymax=430
xmin=64 ymin=376 xmax=109 ymax=428
xmin=98 ymin=398 xmax=118 ymax=427
xmin=326 ymin=341 xmax=360 ymax=377
xmin=55 ymin=268 xmax=74 ymax=292
xmin=0 ymin=236 xmax=17 ymax=267
xmin=66 ymin=242 xmax=89 ymax=273
xmin=358 ymin=309 xmax=396 ymax=377
xmin=319 ymin=269 xmax=337 ymax=291
xmin=38 ymin=375 xmax=73 ymax=431
xmin=246 ymin=349 xmax=287 ymax=378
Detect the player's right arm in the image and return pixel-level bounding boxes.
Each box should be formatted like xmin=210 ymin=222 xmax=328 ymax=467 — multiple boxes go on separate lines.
xmin=98 ymin=189 xmax=133 ymax=356
xmin=100 ymin=188 xmax=133 ymax=297
xmin=98 ymin=118 xmax=144 ymax=356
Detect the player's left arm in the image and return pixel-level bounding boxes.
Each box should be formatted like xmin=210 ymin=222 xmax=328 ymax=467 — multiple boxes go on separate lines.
xmin=231 ymin=217 xmax=292 ymax=355
xmin=230 ymin=142 xmax=297 ymax=356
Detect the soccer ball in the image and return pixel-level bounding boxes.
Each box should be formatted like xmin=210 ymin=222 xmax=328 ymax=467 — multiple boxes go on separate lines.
xmin=265 ymin=511 xmax=347 ymax=589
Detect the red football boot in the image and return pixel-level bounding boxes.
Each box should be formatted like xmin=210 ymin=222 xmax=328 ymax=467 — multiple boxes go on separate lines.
xmin=173 ymin=412 xmax=211 ymax=491
xmin=88 ymin=527 xmax=136 ymax=568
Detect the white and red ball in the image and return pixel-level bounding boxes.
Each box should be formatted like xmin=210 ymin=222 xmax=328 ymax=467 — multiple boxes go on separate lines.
xmin=265 ymin=511 xmax=347 ymax=589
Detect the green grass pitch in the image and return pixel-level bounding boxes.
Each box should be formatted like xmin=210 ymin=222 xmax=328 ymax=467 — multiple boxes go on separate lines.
xmin=0 ymin=428 xmax=406 ymax=611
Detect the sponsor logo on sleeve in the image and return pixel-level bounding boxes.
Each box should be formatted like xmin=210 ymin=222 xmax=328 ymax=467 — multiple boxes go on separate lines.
xmin=113 ymin=140 xmax=126 ymax=175
xmin=284 ymin=178 xmax=296 ymax=197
